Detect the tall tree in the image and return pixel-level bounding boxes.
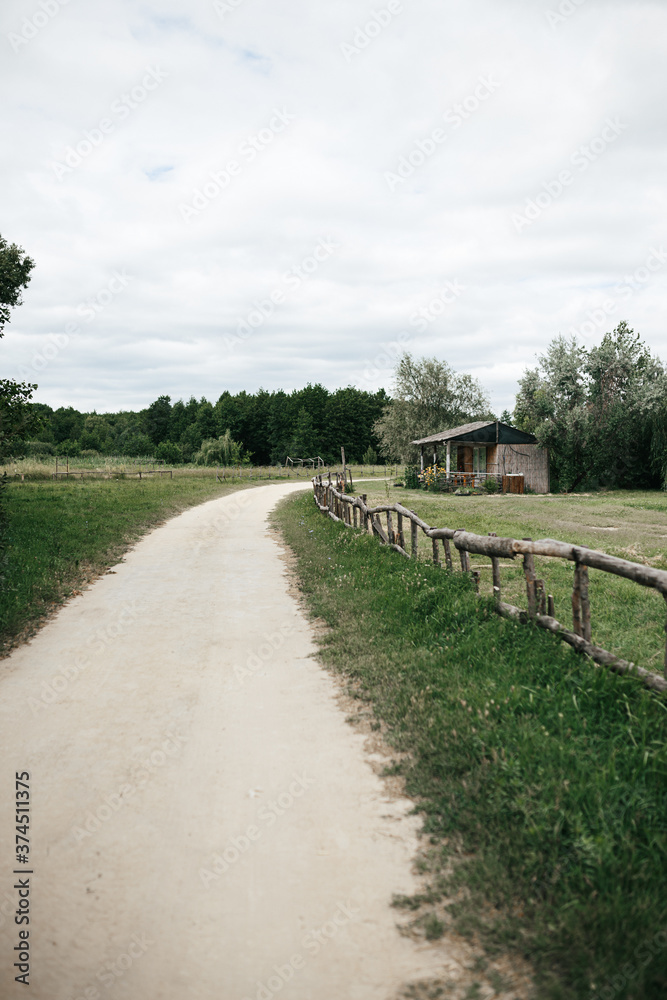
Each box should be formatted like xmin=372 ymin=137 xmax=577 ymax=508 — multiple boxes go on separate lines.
xmin=143 ymin=395 xmax=172 ymax=445
xmin=0 ymin=235 xmax=35 ymax=335
xmin=0 ymin=235 xmax=37 ymax=457
xmin=514 ymin=323 xmax=667 ymax=490
xmin=374 ymin=353 xmax=491 ymax=462
xmin=289 ymin=407 xmax=319 ymax=458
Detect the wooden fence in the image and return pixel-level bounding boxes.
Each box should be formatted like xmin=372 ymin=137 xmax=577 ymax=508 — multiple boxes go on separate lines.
xmin=312 ymin=477 xmax=667 ymax=694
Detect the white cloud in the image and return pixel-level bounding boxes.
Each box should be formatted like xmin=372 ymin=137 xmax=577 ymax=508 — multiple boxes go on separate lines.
xmin=1 ymin=0 xmax=666 ymax=415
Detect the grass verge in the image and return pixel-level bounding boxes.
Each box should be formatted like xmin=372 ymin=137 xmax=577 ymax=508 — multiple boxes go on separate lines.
xmin=361 ymin=486 xmax=667 ymax=674
xmin=0 ymin=475 xmax=258 ymax=655
xmin=274 ymin=490 xmax=667 ymax=1000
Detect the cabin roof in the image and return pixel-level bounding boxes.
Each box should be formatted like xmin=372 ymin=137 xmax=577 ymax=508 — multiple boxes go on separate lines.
xmin=412 ymin=420 xmax=537 ymax=446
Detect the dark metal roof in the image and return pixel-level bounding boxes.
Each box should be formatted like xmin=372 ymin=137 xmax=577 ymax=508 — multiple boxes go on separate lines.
xmin=412 ymin=420 xmax=537 ymax=446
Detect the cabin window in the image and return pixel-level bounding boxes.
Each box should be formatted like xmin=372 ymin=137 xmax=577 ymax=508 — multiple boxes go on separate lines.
xmin=473 ymin=447 xmax=487 ymax=474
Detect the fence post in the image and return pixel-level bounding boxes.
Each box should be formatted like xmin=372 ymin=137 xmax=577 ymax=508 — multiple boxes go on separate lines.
xmin=432 ymin=537 xmax=440 ymax=566
xmin=522 ymin=538 xmax=536 ymax=617
xmin=489 ymin=532 xmax=501 ymax=604
xmin=397 ymin=512 xmax=404 ymax=550
xmin=411 ymin=518 xmax=418 ymax=559
xmin=442 ymin=538 xmax=453 ymax=570
xmin=386 ymin=510 xmax=394 ymax=545
xmin=573 ymin=561 xmax=591 ymax=641
xmin=456 ymin=531 xmax=470 ymax=572
xmin=572 ymin=565 xmax=583 ymax=636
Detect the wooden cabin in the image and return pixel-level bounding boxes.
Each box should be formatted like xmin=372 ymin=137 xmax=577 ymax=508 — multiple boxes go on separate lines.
xmin=412 ymin=420 xmax=550 ymax=494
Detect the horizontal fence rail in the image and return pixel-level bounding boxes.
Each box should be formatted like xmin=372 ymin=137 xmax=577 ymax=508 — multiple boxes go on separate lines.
xmin=312 ymin=477 xmax=667 ymax=694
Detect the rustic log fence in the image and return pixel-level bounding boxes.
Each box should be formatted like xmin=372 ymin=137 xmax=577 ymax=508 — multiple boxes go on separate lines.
xmin=312 ymin=476 xmax=667 ymax=694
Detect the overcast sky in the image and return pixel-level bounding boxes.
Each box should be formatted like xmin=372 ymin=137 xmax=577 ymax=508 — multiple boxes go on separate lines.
xmin=1 ymin=0 xmax=666 ymax=415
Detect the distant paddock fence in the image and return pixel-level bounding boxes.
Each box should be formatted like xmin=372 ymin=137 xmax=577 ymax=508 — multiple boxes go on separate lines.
xmin=53 ymin=469 xmax=173 ymax=480
xmin=312 ymin=477 xmax=667 ymax=694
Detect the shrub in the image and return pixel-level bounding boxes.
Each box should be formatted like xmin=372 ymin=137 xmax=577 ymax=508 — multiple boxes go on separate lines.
xmin=363 ymin=446 xmax=378 ymax=465
xmin=195 ymin=430 xmax=245 ymax=466
xmin=483 ymin=476 xmax=500 ymax=493
xmin=55 ymin=439 xmax=81 ymax=457
xmin=26 ymin=440 xmax=55 ymax=456
xmin=155 ymin=440 xmax=183 ymax=465
xmin=120 ymin=433 xmax=154 ymax=458
xmin=404 ymin=465 xmax=421 ymax=490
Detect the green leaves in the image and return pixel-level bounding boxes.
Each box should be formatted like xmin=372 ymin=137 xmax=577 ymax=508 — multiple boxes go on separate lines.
xmin=514 ymin=324 xmax=667 ymax=490
xmin=0 ymin=235 xmax=35 ymax=336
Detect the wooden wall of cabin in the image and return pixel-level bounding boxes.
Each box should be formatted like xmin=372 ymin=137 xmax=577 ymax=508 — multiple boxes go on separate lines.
xmin=486 ymin=444 xmax=550 ymax=493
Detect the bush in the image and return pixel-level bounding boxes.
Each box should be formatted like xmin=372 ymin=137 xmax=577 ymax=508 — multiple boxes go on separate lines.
xmin=79 ymin=449 xmax=100 ymax=458
xmin=155 ymin=440 xmax=183 ymax=465
xmin=55 ymin=439 xmax=81 ymax=457
xmin=120 ymin=433 xmax=154 ymax=458
xmin=404 ymin=465 xmax=421 ymax=490
xmin=26 ymin=440 xmax=55 ymax=457
xmin=483 ymin=476 xmax=500 ymax=493
xmin=195 ymin=430 xmax=245 ymax=466
xmin=363 ymin=446 xmax=378 ymax=465
xmin=79 ymin=431 xmax=102 ymax=452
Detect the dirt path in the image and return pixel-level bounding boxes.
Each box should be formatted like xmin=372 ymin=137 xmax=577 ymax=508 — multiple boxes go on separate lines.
xmin=0 ymin=483 xmax=461 ymax=999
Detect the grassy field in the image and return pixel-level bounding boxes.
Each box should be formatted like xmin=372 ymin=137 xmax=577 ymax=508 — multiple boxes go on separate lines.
xmin=274 ymin=489 xmax=667 ymax=1000
xmin=0 ymin=474 xmax=262 ymax=655
xmin=357 ymin=486 xmax=667 ymax=675
xmin=1 ymin=455 xmax=398 ymax=481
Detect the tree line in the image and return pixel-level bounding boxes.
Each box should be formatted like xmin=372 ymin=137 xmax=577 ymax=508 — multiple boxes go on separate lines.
xmin=2 ymin=231 xmax=667 ymax=488
xmin=512 ymin=321 xmax=667 ymax=491
xmin=22 ymin=385 xmax=390 ymax=466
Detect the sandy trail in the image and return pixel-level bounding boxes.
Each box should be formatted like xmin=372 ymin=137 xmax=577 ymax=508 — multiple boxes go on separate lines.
xmin=0 ymin=483 xmax=457 ymax=999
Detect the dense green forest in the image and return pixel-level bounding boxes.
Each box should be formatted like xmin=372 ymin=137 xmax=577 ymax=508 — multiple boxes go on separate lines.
xmin=21 ymin=384 xmax=390 ymax=466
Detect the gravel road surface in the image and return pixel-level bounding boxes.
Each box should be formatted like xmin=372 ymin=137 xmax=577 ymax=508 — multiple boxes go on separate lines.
xmin=0 ymin=483 xmax=458 ymax=999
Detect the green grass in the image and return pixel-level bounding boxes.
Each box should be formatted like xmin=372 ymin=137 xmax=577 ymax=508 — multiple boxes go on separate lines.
xmin=274 ymin=490 xmax=667 ymax=1000
xmin=360 ymin=486 xmax=667 ymax=674
xmin=2 ymin=456 xmax=399 ymax=481
xmin=0 ymin=475 xmax=258 ymax=654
